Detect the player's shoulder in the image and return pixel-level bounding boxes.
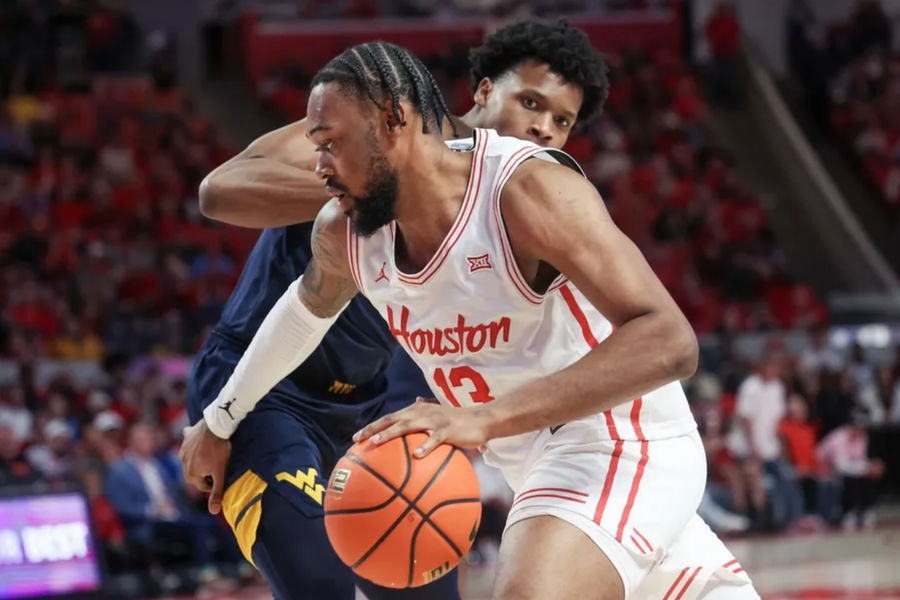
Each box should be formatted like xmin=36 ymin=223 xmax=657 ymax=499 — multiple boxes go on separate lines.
xmin=501 ymin=154 xmax=594 ymax=217
xmin=313 ymin=198 xmax=349 ymax=240
xmin=481 ymin=129 xmax=584 ymax=175
xmin=496 ymin=138 xmax=603 ymax=255
xmin=311 ymin=198 xmax=350 ymax=261
xmin=309 ymin=199 xmax=354 ymax=277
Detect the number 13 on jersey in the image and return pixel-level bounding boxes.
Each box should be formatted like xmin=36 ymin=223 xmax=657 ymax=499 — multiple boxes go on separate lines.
xmin=432 ymin=366 xmax=494 ymax=406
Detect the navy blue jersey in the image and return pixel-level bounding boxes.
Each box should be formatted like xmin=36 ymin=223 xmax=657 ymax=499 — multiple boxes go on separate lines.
xmin=190 ymin=224 xmax=403 ymax=437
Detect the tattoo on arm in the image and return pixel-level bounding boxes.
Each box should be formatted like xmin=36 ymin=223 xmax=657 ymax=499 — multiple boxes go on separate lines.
xmin=300 ymin=208 xmax=357 ymax=317
xmin=304 ymin=256 xmax=325 ymax=296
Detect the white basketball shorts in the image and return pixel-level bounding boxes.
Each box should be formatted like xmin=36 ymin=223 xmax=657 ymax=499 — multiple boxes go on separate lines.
xmin=502 ymin=422 xmax=757 ymax=598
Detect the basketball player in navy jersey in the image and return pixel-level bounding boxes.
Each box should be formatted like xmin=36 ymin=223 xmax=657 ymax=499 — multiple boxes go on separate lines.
xmin=179 ymin=20 xmax=607 ymax=600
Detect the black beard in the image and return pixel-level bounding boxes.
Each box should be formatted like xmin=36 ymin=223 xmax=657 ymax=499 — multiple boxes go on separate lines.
xmin=348 ymin=157 xmax=398 ymax=237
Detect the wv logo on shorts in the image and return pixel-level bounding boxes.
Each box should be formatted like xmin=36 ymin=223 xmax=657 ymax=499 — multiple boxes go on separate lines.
xmin=276 ymin=467 xmax=325 ymax=505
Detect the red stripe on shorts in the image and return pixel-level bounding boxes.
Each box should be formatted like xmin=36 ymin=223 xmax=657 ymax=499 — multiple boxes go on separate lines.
xmin=674 ymin=567 xmax=703 ymax=600
xmin=663 ymin=567 xmax=691 ymax=600
xmin=592 ymin=439 xmax=624 ymax=524
xmin=615 ymin=399 xmax=648 ymax=542
xmin=512 ymin=493 xmax=587 ymax=507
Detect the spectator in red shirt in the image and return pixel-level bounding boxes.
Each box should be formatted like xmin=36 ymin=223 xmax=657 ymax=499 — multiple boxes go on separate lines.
xmin=778 ymin=394 xmax=826 ymax=523
xmin=705 ymin=2 xmax=742 ymax=106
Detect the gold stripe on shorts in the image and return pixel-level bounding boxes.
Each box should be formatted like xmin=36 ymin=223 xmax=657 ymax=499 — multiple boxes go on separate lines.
xmin=222 ymin=469 xmax=268 ymax=566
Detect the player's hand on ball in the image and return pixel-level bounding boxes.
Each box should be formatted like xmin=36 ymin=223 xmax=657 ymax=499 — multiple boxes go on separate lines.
xmin=179 ymin=419 xmax=232 ymax=515
xmin=353 ymin=397 xmax=491 ymax=457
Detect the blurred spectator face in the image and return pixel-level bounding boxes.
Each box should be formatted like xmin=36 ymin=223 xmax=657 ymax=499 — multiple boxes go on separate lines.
xmin=472 ymin=59 xmax=583 ymax=149
xmin=93 ymin=410 xmax=124 ymax=445
xmin=48 ymin=392 xmax=69 ymax=419
xmin=6 ymin=386 xmax=26 ymax=407
xmin=83 ymin=424 xmax=120 ymax=464
xmin=128 ymin=423 xmax=157 ymax=459
xmin=811 ymin=326 xmax=829 ymax=349
xmin=44 ymin=419 xmax=71 ymax=454
xmin=849 ymin=421 xmax=866 ymax=441
xmin=761 ymin=357 xmax=782 ymax=381
xmin=86 ymin=390 xmax=111 ymax=414
xmin=787 ymin=394 xmax=808 ymax=421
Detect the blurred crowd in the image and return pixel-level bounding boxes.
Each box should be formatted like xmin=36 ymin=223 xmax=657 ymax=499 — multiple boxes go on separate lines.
xmin=788 ymin=0 xmax=900 ymax=221
xmin=1 ymin=0 xmax=257 ymax=361
xmin=235 ymin=0 xmax=674 ymax=21
xmin=691 ymin=335 xmax=900 ymax=536
xmin=0 ymin=358 xmax=247 ymax=595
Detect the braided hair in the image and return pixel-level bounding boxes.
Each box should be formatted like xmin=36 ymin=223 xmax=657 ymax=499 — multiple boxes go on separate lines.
xmin=311 ymin=41 xmax=456 ymax=136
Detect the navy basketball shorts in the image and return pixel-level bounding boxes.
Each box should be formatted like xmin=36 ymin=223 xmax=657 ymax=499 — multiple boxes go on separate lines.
xmin=186 ymin=343 xmax=461 ymax=600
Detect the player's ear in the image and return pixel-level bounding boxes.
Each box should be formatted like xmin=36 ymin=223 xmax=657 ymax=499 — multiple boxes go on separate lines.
xmin=473 ymin=77 xmax=493 ymax=108
xmin=384 ymin=102 xmax=408 ymax=135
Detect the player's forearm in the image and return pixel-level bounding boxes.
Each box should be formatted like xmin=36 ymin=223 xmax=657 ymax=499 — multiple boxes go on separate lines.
xmin=203 ymin=277 xmax=346 ymax=438
xmin=199 ymin=159 xmax=330 ymax=228
xmin=481 ymin=311 xmax=698 ymax=440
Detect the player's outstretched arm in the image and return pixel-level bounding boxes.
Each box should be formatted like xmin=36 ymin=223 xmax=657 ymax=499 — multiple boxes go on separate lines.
xmin=483 ymin=160 xmax=699 ymax=438
xmin=180 ymin=200 xmax=355 ymax=512
xmin=198 ymin=119 xmax=332 ymax=228
xmin=201 ymin=198 xmax=355 ymax=434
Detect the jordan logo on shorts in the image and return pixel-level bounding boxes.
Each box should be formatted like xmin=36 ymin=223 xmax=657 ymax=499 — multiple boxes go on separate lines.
xmin=375 ymin=262 xmax=389 ymax=283
xmin=467 ymin=253 xmax=492 ymax=273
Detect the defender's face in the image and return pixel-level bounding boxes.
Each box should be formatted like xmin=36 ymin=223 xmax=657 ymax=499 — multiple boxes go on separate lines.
xmin=475 ymin=59 xmax=584 ymax=150
xmin=307 ymin=83 xmax=399 ymax=236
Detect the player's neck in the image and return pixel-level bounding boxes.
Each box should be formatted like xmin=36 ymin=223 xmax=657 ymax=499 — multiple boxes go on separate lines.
xmin=443 ymin=114 xmax=473 ymax=140
xmin=392 ymin=141 xmax=473 ymax=272
xmin=458 ymin=106 xmax=485 ymax=132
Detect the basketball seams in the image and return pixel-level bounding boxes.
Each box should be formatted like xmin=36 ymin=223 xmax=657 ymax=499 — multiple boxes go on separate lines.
xmin=324 ymin=441 xmax=446 ymax=515
xmin=405 ymin=497 xmax=481 ymax=587
xmin=349 ymin=447 xmax=459 ymax=570
xmin=325 ymin=452 xmax=410 ymax=515
xmin=400 ymin=436 xmax=413 ymax=494
xmin=325 ymin=440 xmax=480 ymax=588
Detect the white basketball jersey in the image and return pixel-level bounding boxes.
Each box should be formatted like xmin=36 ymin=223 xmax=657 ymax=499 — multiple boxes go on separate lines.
xmin=349 ymin=129 xmax=696 ymax=478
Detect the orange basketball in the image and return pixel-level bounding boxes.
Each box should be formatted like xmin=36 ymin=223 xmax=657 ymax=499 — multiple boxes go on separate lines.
xmin=323 ymin=432 xmax=482 ymax=588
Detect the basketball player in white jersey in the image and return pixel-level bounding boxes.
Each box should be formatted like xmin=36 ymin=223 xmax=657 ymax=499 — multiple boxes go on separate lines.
xmin=202 ymin=42 xmax=759 ymax=600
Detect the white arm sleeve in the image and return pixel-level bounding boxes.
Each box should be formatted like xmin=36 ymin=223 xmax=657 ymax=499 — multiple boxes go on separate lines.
xmin=203 ymin=277 xmax=346 ymax=439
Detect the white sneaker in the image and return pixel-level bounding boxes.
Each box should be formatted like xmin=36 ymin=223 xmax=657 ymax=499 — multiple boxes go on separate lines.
xmin=720 ymin=512 xmax=751 ymax=533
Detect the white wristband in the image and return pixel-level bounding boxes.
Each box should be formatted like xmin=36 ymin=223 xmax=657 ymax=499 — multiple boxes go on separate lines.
xmin=203 ymin=277 xmax=345 ymax=439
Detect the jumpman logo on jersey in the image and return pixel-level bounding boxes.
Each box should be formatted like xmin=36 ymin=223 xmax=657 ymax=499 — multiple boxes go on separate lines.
xmin=375 ymin=262 xmax=389 ymax=283
xmin=219 ymin=398 xmax=237 ymax=420
xmin=467 ymin=253 xmax=492 ymax=273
